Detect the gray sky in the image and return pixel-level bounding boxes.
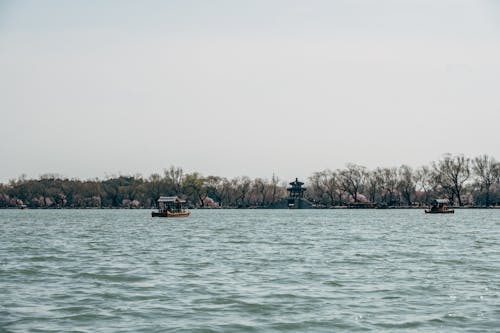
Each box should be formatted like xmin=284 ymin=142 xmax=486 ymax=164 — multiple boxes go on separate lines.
xmin=1 ymin=0 xmax=499 ymax=183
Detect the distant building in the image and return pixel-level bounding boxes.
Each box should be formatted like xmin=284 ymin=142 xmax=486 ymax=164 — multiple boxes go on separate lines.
xmin=287 ymin=178 xmax=307 ymax=208
xmin=268 ymin=178 xmax=313 ymax=209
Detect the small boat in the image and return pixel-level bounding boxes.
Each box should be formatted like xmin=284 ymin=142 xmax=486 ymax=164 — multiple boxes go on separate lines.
xmin=425 ymin=199 xmax=454 ymax=214
xmin=152 ymin=196 xmax=190 ymax=218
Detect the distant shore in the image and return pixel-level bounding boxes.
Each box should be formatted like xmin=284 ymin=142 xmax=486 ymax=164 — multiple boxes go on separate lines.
xmin=2 ymin=154 xmax=499 ymax=209
xmin=3 ymin=206 xmax=500 ymax=210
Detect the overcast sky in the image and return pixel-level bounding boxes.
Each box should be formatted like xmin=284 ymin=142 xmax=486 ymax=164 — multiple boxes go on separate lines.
xmin=1 ymin=0 xmax=499 ymax=183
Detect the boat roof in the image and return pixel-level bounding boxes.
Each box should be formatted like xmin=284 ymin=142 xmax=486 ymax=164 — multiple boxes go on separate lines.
xmin=433 ymin=199 xmax=449 ymax=204
xmin=158 ymin=196 xmax=185 ymax=203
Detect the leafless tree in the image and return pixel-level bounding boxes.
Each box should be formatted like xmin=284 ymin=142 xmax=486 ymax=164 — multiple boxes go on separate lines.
xmin=339 ymin=164 xmax=367 ymax=203
xmin=147 ymin=173 xmax=162 ymax=204
xmin=365 ymin=169 xmax=383 ymax=203
xmin=219 ymin=178 xmax=234 ymax=207
xmin=308 ymin=170 xmax=341 ymax=206
xmin=379 ymin=167 xmax=399 ymax=205
xmin=397 ymin=165 xmax=415 ymax=206
xmin=182 ymin=172 xmax=207 ymax=207
xmin=164 ymin=166 xmax=184 ymax=194
xmin=205 ymin=176 xmax=227 ymax=206
xmin=308 ymin=171 xmax=325 ymax=204
xmin=432 ymin=154 xmax=470 ymax=206
xmin=472 ymin=154 xmax=499 ymax=207
xmin=232 ymin=176 xmax=252 ymax=207
xmin=250 ymin=178 xmax=266 ymax=206
xmin=269 ymin=173 xmax=283 ymax=205
xmin=414 ymin=166 xmax=434 ymax=205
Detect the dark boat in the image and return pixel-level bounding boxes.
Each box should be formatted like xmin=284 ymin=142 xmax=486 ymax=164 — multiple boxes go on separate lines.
xmin=425 ymin=199 xmax=454 ymax=214
xmin=152 ymin=196 xmax=190 ymax=218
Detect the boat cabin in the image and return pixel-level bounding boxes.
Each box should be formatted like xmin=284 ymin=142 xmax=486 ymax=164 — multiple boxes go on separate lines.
xmin=152 ymin=196 xmax=190 ymax=217
xmin=426 ymin=198 xmax=454 ymax=214
xmin=157 ymin=196 xmax=186 ymax=213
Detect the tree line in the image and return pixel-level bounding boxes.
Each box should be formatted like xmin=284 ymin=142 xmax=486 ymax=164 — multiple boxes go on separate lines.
xmin=0 ymin=154 xmax=499 ymax=209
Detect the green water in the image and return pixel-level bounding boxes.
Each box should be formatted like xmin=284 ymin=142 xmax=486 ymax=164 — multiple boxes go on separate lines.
xmin=1 ymin=209 xmax=500 ymax=332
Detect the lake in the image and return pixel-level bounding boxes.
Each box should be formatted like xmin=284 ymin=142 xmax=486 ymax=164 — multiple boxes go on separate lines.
xmin=1 ymin=209 xmax=500 ymax=332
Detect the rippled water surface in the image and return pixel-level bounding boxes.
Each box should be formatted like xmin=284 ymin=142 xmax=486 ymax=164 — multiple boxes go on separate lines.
xmin=1 ymin=209 xmax=500 ymax=332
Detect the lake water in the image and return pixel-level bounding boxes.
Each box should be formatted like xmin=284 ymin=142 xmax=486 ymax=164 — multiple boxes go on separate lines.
xmin=1 ymin=209 xmax=500 ymax=332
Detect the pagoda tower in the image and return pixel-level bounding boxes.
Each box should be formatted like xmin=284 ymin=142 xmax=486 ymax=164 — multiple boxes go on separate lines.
xmin=286 ymin=178 xmax=310 ymax=208
xmin=287 ymin=178 xmax=305 ymax=198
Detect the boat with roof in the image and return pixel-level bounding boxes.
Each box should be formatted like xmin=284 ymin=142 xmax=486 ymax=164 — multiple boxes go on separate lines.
xmin=152 ymin=196 xmax=190 ymax=217
xmin=425 ymin=199 xmax=454 ymax=214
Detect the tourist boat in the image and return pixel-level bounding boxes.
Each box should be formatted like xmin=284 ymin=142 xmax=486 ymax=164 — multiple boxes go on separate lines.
xmin=152 ymin=196 xmax=190 ymax=217
xmin=425 ymin=199 xmax=454 ymax=214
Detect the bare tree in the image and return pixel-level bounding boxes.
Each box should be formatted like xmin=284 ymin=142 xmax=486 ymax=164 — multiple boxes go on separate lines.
xmin=250 ymin=178 xmax=266 ymax=206
xmin=308 ymin=170 xmax=341 ymax=206
xmin=182 ymin=172 xmax=207 ymax=207
xmin=205 ymin=176 xmax=226 ymax=206
xmin=269 ymin=173 xmax=283 ymax=205
xmin=397 ymin=165 xmax=415 ymax=206
xmin=219 ymin=178 xmax=234 ymax=207
xmin=379 ymin=167 xmax=399 ymax=205
xmin=147 ymin=174 xmax=164 ymax=206
xmin=414 ymin=166 xmax=434 ymax=205
xmin=164 ymin=166 xmax=184 ymax=194
xmin=232 ymin=176 xmax=252 ymax=207
xmin=432 ymin=154 xmax=470 ymax=206
xmin=339 ymin=164 xmax=367 ymax=203
xmin=365 ymin=169 xmax=383 ymax=203
xmin=308 ymin=171 xmax=325 ymax=204
xmin=472 ymin=154 xmax=499 ymax=207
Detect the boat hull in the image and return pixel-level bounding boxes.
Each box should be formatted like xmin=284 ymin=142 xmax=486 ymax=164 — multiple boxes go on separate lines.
xmin=425 ymin=209 xmax=454 ymax=214
xmin=152 ymin=211 xmax=190 ymax=218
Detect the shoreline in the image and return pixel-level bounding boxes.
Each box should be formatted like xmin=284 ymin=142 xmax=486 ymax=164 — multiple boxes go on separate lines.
xmin=3 ymin=206 xmax=500 ymax=210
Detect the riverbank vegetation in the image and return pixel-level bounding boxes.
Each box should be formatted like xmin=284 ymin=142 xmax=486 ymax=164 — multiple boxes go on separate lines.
xmin=1 ymin=154 xmax=499 ymax=209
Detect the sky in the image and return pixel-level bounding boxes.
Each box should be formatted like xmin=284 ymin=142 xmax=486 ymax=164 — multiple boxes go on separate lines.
xmin=1 ymin=0 xmax=499 ymax=183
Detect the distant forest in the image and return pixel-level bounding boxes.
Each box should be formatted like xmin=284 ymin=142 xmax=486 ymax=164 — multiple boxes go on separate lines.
xmin=1 ymin=154 xmax=499 ymax=209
